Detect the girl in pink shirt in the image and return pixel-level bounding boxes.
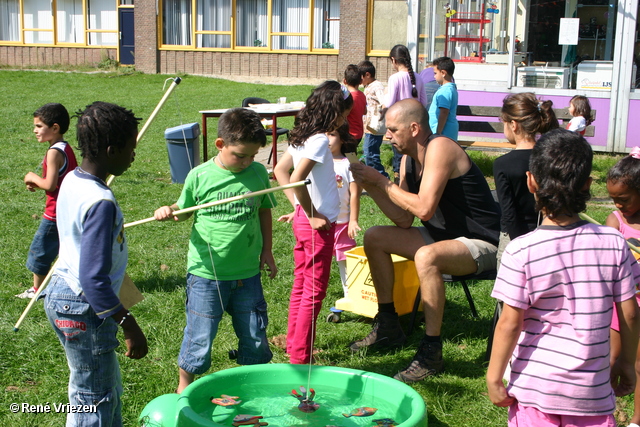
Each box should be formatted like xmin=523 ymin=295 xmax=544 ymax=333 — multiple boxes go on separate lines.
xmin=606 ymin=149 xmax=640 ymax=427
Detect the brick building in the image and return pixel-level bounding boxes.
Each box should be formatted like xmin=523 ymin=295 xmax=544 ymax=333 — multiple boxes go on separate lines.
xmin=0 ymin=0 xmax=400 ymax=82
xmin=2 ymin=0 xmax=639 ymax=153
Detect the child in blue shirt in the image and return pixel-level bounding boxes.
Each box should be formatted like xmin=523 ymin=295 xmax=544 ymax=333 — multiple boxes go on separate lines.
xmin=429 ymin=57 xmax=459 ymax=141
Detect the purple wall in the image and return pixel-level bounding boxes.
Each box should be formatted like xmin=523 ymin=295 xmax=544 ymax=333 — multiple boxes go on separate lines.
xmin=458 ymin=90 xmax=610 ymax=148
xmin=627 ymin=99 xmax=640 ymax=150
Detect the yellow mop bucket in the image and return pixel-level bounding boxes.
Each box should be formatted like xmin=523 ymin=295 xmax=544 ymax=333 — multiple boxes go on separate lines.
xmin=335 ymin=246 xmax=421 ymax=318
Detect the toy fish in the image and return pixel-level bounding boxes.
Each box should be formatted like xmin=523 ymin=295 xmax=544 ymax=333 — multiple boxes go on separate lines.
xmin=232 ymin=414 xmax=267 ymax=427
xmin=233 ymin=422 xmax=268 ymax=427
xmin=290 ymin=386 xmax=320 ymax=413
xmin=342 ymin=407 xmax=377 ymax=418
xmin=232 ymin=415 xmax=262 ymax=424
xmin=210 ymin=394 xmax=242 ymax=406
xmin=372 ymin=418 xmax=397 ymax=426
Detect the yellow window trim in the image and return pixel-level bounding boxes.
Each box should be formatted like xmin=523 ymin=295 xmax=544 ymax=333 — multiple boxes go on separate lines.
xmin=158 ymin=0 xmax=338 ymax=54
xmin=10 ymin=0 xmax=119 ymax=48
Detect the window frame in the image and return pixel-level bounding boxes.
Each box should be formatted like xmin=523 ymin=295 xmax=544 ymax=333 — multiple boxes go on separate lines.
xmin=158 ymin=0 xmax=340 ymax=53
xmin=366 ymin=0 xmax=409 ymax=57
xmin=0 ymin=0 xmax=119 ymax=47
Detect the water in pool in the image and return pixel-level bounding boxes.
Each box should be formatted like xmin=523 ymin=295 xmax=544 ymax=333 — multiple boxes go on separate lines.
xmin=201 ymin=384 xmax=404 ymax=426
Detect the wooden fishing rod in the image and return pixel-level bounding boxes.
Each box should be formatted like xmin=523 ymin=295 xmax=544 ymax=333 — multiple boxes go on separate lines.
xmin=124 ymin=179 xmax=310 ymax=229
xmin=106 ymin=77 xmax=181 ymax=186
xmin=579 ymin=212 xmax=640 ymax=254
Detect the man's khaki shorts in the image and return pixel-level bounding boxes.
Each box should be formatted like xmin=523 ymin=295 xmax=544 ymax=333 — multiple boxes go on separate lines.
xmin=418 ymin=227 xmax=498 ymax=274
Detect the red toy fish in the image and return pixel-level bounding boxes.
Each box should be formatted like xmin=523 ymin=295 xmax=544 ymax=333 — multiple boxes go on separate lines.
xmin=232 ymin=414 xmax=268 ymax=426
xmin=342 ymin=407 xmax=378 ymax=418
xmin=290 ymin=386 xmax=320 ymax=413
xmin=210 ymin=394 xmax=242 ymax=406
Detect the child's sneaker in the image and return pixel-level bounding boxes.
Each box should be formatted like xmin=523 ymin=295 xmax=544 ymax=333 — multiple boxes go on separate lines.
xmin=349 ymin=312 xmax=406 ymax=352
xmin=15 ymin=286 xmax=37 ymax=299
xmin=393 ymin=337 xmax=443 ymax=383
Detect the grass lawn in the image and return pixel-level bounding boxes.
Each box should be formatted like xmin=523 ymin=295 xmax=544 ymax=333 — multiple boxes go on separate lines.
xmin=0 ymin=69 xmax=629 ymax=426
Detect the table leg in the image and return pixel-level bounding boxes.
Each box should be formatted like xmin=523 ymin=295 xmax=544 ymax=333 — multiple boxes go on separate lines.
xmin=202 ymin=114 xmax=208 ymax=162
xmin=271 ymin=115 xmax=279 ymax=179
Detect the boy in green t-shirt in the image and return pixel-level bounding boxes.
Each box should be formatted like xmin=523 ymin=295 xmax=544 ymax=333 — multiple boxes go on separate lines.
xmin=154 ymin=108 xmax=277 ymax=393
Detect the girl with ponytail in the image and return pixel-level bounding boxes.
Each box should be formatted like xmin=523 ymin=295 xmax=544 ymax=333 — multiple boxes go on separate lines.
xmin=493 ymin=92 xmax=559 ymax=264
xmin=385 ymin=44 xmax=427 ymax=182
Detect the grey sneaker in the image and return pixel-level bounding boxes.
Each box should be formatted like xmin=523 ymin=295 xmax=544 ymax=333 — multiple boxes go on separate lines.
xmin=393 ymin=338 xmax=443 ymax=383
xmin=349 ymin=312 xmax=406 ymax=352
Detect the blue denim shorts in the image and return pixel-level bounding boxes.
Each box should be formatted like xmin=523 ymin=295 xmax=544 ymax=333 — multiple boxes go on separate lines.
xmin=179 ymin=273 xmax=272 ymax=375
xmin=26 ymin=218 xmax=59 ymax=276
xmin=44 ymin=275 xmax=123 ymax=427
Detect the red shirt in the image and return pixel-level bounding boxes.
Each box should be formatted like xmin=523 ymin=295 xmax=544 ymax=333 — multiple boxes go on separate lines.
xmin=347 ymin=90 xmax=367 ymax=140
xmin=43 ymin=141 xmax=78 ymax=221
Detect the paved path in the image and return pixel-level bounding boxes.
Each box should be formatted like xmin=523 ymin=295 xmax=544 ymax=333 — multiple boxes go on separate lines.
xmin=254 ymin=141 xmax=289 ymax=173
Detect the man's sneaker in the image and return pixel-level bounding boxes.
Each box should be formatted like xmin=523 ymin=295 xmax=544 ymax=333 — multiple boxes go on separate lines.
xmin=393 ymin=338 xmax=443 ymax=383
xmin=349 ymin=312 xmax=406 ymax=352
xmin=15 ymin=287 xmax=37 ymax=299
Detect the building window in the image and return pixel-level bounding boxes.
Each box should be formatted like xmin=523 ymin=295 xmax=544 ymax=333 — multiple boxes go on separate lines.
xmin=57 ymin=0 xmax=84 ymax=43
xmin=0 ymin=0 xmax=21 ymax=42
xmin=87 ymin=0 xmax=118 ymax=46
xmin=24 ymin=0 xmax=54 ymax=44
xmin=417 ymin=0 xmax=448 ymax=70
xmin=368 ymin=0 xmax=408 ymax=56
xmin=236 ymin=0 xmax=268 ymax=47
xmin=0 ymin=0 xmax=117 ymax=45
xmin=161 ymin=0 xmax=339 ymax=52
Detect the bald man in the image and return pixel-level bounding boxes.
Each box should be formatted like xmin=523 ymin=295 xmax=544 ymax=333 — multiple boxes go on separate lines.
xmin=350 ymin=99 xmax=501 ymax=383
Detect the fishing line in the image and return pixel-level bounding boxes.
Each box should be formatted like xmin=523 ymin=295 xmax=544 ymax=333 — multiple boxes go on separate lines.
xmin=203 ymin=164 xmax=274 ymax=360
xmin=306 ymin=171 xmax=316 ymax=392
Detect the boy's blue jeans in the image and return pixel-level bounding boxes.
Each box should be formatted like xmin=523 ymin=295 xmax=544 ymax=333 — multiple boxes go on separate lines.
xmin=363 ymin=133 xmax=389 ymax=178
xmin=178 ymin=272 xmax=272 ymax=375
xmin=26 ymin=217 xmax=59 ymax=276
xmin=44 ymin=275 xmax=123 ymax=427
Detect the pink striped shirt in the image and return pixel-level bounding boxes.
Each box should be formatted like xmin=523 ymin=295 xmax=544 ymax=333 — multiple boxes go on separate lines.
xmin=492 ymin=221 xmax=640 ymax=416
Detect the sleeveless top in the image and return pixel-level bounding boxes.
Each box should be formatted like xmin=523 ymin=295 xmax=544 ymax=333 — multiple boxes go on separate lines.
xmin=43 ymin=141 xmax=78 ymax=221
xmin=613 ymin=210 xmax=640 ymax=251
xmin=405 ymin=136 xmax=501 ymax=245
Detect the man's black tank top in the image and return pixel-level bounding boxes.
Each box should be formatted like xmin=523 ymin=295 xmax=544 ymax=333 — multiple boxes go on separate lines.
xmin=405 ymin=137 xmax=501 ymax=245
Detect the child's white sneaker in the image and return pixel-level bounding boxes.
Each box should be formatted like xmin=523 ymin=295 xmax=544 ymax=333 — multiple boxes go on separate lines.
xmin=15 ymin=287 xmax=36 ymax=299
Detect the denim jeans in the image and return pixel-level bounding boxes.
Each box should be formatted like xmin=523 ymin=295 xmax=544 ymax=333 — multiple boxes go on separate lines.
xmin=392 ymin=145 xmax=403 ymax=176
xmin=363 ymin=133 xmax=389 ymax=178
xmin=288 ymin=205 xmax=335 ymax=364
xmin=178 ymin=272 xmax=272 ymax=374
xmin=26 ymin=217 xmax=59 ymax=276
xmin=424 ymin=80 xmax=440 ymax=111
xmin=44 ymin=275 xmax=123 ymax=427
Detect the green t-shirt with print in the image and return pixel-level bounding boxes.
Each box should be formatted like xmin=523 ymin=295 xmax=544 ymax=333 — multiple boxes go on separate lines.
xmin=177 ymin=159 xmax=276 ymax=281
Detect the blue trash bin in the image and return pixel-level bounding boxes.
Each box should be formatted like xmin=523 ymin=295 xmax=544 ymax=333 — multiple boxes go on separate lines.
xmin=165 ymin=123 xmax=201 ymax=184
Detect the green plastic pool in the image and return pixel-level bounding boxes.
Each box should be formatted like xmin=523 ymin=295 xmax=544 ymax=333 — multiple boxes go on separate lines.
xmin=139 ymin=364 xmax=427 ymax=427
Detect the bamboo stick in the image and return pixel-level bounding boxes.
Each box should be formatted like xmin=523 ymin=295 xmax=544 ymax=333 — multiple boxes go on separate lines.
xmin=579 ymin=212 xmax=640 ymax=254
xmin=124 ymin=179 xmax=310 ymax=229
